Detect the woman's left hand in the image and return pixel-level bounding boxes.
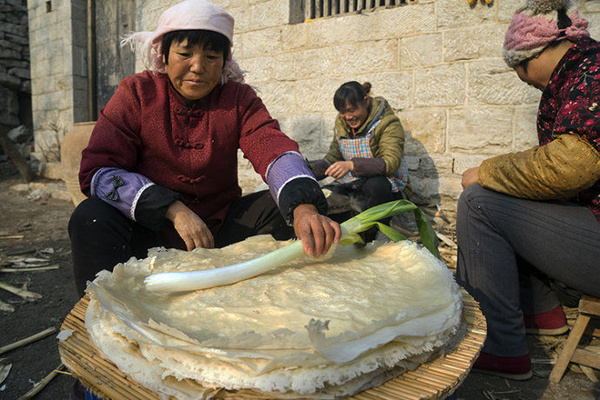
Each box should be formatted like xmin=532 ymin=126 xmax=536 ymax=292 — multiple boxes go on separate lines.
xmin=293 ymin=204 xmax=342 ymax=258
xmin=325 ymin=161 xmax=354 ymax=180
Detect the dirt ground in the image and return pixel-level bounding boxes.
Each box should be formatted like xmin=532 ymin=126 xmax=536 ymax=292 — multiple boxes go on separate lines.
xmin=0 ymin=161 xmax=599 ymax=400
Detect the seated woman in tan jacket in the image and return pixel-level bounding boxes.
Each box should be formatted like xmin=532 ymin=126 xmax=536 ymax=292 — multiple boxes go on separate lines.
xmin=309 ymin=81 xmax=411 ymax=240
xmin=457 ymin=0 xmax=600 ymax=381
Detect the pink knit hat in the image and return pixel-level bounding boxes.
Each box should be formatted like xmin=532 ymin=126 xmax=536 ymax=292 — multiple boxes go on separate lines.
xmin=121 ymin=0 xmax=244 ymax=84
xmin=503 ymin=0 xmax=589 ymax=68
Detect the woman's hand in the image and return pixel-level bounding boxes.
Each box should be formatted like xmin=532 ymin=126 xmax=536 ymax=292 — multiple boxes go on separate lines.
xmin=166 ymin=201 xmax=214 ymax=250
xmin=325 ymin=161 xmax=354 ymax=180
xmin=293 ymin=204 xmax=341 ymax=258
xmin=462 ymin=167 xmax=480 ymax=189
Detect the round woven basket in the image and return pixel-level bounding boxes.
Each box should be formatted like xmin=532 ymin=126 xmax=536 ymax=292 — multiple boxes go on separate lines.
xmin=59 ymin=288 xmax=486 ymax=400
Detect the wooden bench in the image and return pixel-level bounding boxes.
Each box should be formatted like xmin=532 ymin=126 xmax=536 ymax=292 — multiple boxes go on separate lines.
xmin=549 ymin=295 xmax=600 ymax=382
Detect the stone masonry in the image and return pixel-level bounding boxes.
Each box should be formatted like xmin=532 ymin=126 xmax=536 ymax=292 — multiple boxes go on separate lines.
xmin=26 ymin=0 xmax=600 ymax=218
xmin=27 ymin=0 xmax=86 ymax=161
xmin=0 ymin=0 xmax=30 ymax=129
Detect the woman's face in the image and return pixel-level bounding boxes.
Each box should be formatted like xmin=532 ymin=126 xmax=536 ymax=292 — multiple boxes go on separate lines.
xmin=338 ymin=98 xmax=370 ymax=129
xmin=514 ymin=51 xmax=556 ymax=91
xmin=164 ymin=38 xmax=224 ymax=101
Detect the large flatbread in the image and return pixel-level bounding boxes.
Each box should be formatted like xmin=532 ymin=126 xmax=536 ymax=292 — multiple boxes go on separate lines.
xmin=85 ymin=236 xmax=463 ymax=399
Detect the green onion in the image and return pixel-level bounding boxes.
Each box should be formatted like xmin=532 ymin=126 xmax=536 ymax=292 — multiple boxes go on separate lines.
xmin=144 ymin=199 xmax=439 ymax=294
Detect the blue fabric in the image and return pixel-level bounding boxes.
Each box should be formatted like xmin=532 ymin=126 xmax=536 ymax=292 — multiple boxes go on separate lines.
xmin=91 ymin=167 xmax=155 ymax=220
xmin=84 ymin=388 xmax=103 ymax=400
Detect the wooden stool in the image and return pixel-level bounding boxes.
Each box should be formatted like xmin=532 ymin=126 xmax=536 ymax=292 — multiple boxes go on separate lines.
xmin=549 ymin=295 xmax=600 ymax=382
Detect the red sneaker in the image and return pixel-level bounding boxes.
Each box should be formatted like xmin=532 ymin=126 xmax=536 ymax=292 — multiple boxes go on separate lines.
xmin=472 ymin=352 xmax=532 ymax=380
xmin=524 ymin=305 xmax=568 ymax=335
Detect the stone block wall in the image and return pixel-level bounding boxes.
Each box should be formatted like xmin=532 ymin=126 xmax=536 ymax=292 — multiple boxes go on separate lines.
xmin=27 ymin=0 xmax=87 ymax=161
xmin=0 ymin=0 xmax=30 ymax=129
xmin=227 ymin=0 xmax=598 ymax=216
xmin=27 ymin=0 xmax=600 ymax=219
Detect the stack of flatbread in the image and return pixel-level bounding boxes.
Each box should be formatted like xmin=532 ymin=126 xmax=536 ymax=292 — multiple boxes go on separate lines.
xmin=85 ymin=236 xmax=463 ymax=399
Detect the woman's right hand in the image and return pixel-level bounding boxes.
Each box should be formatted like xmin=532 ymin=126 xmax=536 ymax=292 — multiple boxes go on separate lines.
xmin=165 ymin=201 xmax=214 ymax=250
xmin=325 ymin=161 xmax=354 ymax=180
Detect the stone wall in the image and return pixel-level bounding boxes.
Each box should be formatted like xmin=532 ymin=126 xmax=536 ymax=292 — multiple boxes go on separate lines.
xmin=0 ymin=0 xmax=30 ymax=129
xmin=27 ymin=0 xmax=87 ymax=161
xmin=130 ymin=0 xmax=600 ymax=217
xmin=26 ymin=0 xmax=600 ymax=218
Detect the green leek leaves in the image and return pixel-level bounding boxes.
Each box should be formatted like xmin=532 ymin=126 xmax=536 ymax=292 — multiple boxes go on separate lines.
xmin=144 ymin=199 xmax=439 ymax=293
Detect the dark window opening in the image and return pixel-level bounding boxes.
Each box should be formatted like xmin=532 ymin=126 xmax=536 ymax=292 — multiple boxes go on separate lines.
xmin=291 ymin=0 xmax=413 ymax=23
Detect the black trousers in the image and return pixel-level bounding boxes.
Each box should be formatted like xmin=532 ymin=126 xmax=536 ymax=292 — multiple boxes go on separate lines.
xmin=325 ymin=175 xmax=397 ymax=223
xmin=326 ymin=176 xmax=395 ymax=212
xmin=68 ymin=190 xmax=294 ymax=297
xmin=324 ymin=176 xmax=399 ymax=242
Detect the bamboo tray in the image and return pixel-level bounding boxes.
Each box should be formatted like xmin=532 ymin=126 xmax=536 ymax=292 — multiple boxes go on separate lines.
xmin=59 ymin=289 xmax=486 ymax=400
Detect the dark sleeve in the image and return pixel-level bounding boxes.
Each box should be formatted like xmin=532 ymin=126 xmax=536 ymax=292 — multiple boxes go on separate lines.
xmin=351 ymin=157 xmax=386 ymax=177
xmin=278 ymin=177 xmax=328 ymax=225
xmin=308 ymin=159 xmax=329 ymax=180
xmin=134 ymin=185 xmax=182 ymax=230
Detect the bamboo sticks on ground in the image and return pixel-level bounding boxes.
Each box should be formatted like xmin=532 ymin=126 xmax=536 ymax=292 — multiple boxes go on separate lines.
xmin=16 ymin=363 xmax=66 ymax=400
xmin=0 ymin=265 xmax=59 ymax=273
xmin=0 ymin=281 xmax=41 ymax=300
xmin=0 ymin=299 xmax=15 ymax=312
xmin=0 ymin=327 xmax=57 ymax=356
xmin=0 ymin=253 xmax=57 ymax=302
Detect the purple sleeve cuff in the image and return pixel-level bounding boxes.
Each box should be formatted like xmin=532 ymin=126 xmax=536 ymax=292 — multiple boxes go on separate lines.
xmin=266 ymin=151 xmax=317 ymax=206
xmin=90 ymin=167 xmax=155 ymax=221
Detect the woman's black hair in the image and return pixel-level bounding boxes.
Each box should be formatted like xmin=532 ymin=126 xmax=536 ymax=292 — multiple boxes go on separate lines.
xmin=557 ymin=7 xmax=572 ymax=34
xmin=333 ymin=81 xmax=372 ymax=112
xmin=162 ymin=30 xmax=230 ymax=65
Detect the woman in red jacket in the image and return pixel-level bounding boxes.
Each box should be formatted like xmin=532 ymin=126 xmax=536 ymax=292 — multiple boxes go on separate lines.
xmin=68 ymin=0 xmax=340 ymax=298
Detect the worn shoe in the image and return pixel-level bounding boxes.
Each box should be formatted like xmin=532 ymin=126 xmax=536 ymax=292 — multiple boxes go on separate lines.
xmin=524 ymin=305 xmax=568 ymax=335
xmin=472 ymin=352 xmax=532 ymax=380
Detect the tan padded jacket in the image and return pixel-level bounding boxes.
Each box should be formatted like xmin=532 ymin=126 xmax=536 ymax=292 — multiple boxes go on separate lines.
xmin=478 ymin=134 xmax=600 ymax=200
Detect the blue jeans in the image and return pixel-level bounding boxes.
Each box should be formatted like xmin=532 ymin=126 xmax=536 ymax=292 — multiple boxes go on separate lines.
xmin=456 ymin=184 xmax=600 ymax=357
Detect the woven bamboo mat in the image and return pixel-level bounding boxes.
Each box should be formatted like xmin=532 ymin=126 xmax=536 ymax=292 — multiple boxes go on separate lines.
xmin=59 ymin=289 xmax=486 ymax=400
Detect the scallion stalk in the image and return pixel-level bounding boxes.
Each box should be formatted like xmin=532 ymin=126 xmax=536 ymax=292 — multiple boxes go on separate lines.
xmin=144 ymin=199 xmax=438 ymax=294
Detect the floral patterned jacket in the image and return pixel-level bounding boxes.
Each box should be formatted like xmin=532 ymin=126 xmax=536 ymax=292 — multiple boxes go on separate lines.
xmin=479 ymin=37 xmax=600 ymax=222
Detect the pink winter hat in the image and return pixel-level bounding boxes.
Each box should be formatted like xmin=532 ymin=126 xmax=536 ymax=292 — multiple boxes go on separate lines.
xmin=150 ymin=0 xmax=234 ymax=56
xmin=121 ymin=0 xmax=244 ymax=83
xmin=126 ymin=0 xmax=234 ymax=71
xmin=503 ymin=0 xmax=589 ymax=68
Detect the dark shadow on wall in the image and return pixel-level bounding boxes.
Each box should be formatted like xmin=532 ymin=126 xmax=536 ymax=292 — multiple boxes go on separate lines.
xmin=394 ymin=129 xmax=446 ymax=232
xmin=94 ymin=0 xmax=136 ymax=112
xmin=403 ymin=129 xmax=441 ymax=208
